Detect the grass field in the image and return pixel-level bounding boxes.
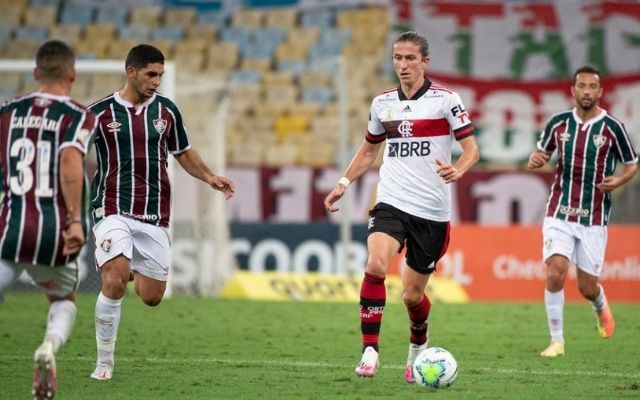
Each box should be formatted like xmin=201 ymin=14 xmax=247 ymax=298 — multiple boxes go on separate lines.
xmin=1 ymin=292 xmax=639 ymax=399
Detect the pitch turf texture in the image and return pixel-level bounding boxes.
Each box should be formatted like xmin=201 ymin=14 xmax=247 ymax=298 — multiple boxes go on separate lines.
xmin=1 ymin=293 xmax=639 ymax=399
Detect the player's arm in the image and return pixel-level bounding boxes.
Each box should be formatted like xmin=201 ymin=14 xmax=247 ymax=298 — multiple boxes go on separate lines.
xmin=324 ymin=140 xmax=382 ymax=212
xmin=596 ymin=162 xmax=638 ymax=193
xmin=436 ymin=135 xmax=480 ymax=184
xmin=174 ymin=148 xmax=235 ymax=199
xmin=59 ymin=147 xmax=85 ymax=255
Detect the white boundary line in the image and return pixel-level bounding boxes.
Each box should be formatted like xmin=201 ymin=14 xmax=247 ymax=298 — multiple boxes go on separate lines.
xmin=2 ymin=355 xmax=639 ymax=379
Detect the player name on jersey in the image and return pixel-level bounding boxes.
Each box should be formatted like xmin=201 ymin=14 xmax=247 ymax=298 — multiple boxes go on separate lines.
xmin=10 ymin=115 xmax=61 ymax=131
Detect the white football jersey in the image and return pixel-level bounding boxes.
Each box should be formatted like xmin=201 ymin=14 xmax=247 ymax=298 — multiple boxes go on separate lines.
xmin=366 ymin=80 xmax=474 ymax=221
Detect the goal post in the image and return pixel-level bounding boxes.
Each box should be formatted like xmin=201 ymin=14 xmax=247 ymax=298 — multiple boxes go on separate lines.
xmin=0 ymin=59 xmax=235 ymax=297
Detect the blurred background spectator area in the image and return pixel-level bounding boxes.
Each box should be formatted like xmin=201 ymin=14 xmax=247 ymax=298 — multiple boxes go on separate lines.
xmin=0 ymin=0 xmax=395 ymax=168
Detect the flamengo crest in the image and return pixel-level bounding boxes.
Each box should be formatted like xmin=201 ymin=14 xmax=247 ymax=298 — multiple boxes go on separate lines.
xmin=153 ymin=118 xmax=167 ymax=134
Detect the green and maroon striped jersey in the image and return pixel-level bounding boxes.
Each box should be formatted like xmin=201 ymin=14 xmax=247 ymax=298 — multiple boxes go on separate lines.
xmin=89 ymin=92 xmax=190 ymax=227
xmin=0 ymin=92 xmax=96 ymax=266
xmin=537 ymin=108 xmax=638 ymax=226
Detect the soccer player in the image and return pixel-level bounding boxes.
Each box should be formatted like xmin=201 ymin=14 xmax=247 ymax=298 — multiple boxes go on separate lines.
xmin=529 ymin=66 xmax=638 ymax=358
xmin=323 ymin=31 xmax=479 ymax=381
xmin=88 ymin=44 xmax=235 ymax=380
xmin=0 ymin=40 xmax=97 ymax=399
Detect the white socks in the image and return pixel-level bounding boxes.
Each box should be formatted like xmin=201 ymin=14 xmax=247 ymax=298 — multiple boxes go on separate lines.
xmin=590 ymin=284 xmax=606 ymax=312
xmin=95 ymin=292 xmax=123 ymax=365
xmin=44 ymin=299 xmax=77 ymax=352
xmin=544 ymin=289 xmax=564 ymax=343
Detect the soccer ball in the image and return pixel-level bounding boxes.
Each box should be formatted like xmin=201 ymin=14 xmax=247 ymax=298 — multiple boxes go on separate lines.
xmin=412 ymin=347 xmax=458 ymax=388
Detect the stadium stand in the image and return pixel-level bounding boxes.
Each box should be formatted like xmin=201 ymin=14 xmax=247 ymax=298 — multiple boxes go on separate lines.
xmin=0 ymin=0 xmax=393 ymax=167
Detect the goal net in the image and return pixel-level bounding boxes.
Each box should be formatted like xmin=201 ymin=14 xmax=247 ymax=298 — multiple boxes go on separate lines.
xmin=0 ymin=60 xmax=235 ymax=297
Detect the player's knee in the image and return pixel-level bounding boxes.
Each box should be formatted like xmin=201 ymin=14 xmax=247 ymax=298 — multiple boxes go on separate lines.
xmin=141 ymin=293 xmax=163 ymax=307
xmin=402 ymin=287 xmax=423 ymax=307
xmin=577 ymin=281 xmax=598 ymax=300
xmin=101 ymin=273 xmax=128 ymax=298
xmin=366 ymin=257 xmax=387 ymax=277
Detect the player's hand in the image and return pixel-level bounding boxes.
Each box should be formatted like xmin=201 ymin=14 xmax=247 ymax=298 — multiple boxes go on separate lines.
xmin=324 ymin=183 xmax=348 ymax=213
xmin=528 ymin=150 xmax=550 ymax=169
xmin=62 ymin=222 xmax=85 ymax=256
xmin=435 ymin=159 xmax=461 ymax=183
xmin=596 ymin=176 xmax=622 ymax=193
xmin=209 ymin=175 xmax=235 ymax=200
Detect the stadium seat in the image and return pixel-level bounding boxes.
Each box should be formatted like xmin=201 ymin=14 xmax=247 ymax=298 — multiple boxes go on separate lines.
xmin=15 ymin=26 xmax=48 ymax=43
xmin=0 ymin=73 xmax=21 ymax=99
xmin=60 ymin=3 xmax=95 ymax=28
xmin=298 ymin=142 xmax=337 ymax=166
xmin=264 ymin=8 xmax=297 ymax=29
xmin=298 ymin=71 xmax=332 ymax=90
xmin=153 ymin=25 xmax=184 ymax=43
xmin=95 ymin=5 xmax=128 ymax=29
xmin=185 ymin=25 xmax=218 ymax=41
xmin=275 ymin=114 xmax=310 ymax=138
xmin=0 ymin=25 xmax=12 ymax=42
xmin=163 ymin=7 xmax=197 ymax=28
xmin=231 ymin=8 xmax=264 ymax=29
xmin=220 ymin=26 xmax=253 ymax=49
xmin=300 ymin=9 xmax=334 ymax=29
xmin=84 ymin=23 xmax=116 ymax=42
xmin=287 ymin=27 xmax=319 ymax=47
xmin=206 ymin=42 xmax=239 ymax=71
xmin=302 ymin=87 xmax=334 ymax=105
xmin=240 ymin=58 xmax=272 ymax=72
xmin=275 ymin=42 xmax=308 ymax=62
xmin=104 ymin=38 xmax=139 ymax=59
xmin=276 ymin=59 xmax=306 ymax=76
xmin=129 ymin=6 xmax=163 ymax=29
xmin=229 ymin=141 xmax=265 ymax=166
xmin=0 ymin=3 xmax=23 ymax=29
xmin=230 ymin=70 xmax=262 ymax=85
xmin=263 ymin=143 xmax=299 ymax=166
xmin=49 ymin=25 xmax=82 ymax=46
xmin=196 ymin=9 xmax=228 ymax=26
xmin=288 ymin=102 xmax=322 ymax=119
xmin=24 ymin=5 xmax=57 ymax=28
xmin=262 ymin=71 xmax=294 ymax=87
xmin=118 ymin=25 xmax=151 ymax=41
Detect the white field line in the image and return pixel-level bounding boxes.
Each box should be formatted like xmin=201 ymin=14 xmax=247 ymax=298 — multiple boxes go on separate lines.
xmin=2 ymin=355 xmax=639 ymax=379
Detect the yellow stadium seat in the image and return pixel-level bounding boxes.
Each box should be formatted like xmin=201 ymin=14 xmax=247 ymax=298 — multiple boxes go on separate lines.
xmin=24 ymin=5 xmax=56 ymax=28
xmin=130 ymin=6 xmax=163 ymax=29
xmin=49 ymin=25 xmax=82 ymax=46
xmin=164 ymin=7 xmax=197 ymax=28
xmin=265 ymin=8 xmax=297 ymax=29
xmin=231 ymin=9 xmax=263 ymax=29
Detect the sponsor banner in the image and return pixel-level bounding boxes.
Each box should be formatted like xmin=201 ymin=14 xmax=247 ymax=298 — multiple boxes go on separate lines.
xmin=220 ymin=271 xmax=469 ymax=304
xmin=427 ymin=71 xmax=640 ymax=164
xmin=173 ymin=166 xmax=557 ymax=224
xmin=390 ymin=225 xmax=640 ymax=303
xmin=394 ymin=1 xmax=640 ymax=79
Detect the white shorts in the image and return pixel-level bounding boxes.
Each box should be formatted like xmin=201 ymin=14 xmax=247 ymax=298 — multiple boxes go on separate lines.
xmin=0 ymin=259 xmax=78 ymax=300
xmin=542 ymin=217 xmax=607 ymax=277
xmin=93 ymin=215 xmax=171 ymax=281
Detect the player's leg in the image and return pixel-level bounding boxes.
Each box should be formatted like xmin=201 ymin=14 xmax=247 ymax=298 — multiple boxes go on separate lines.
xmin=575 ymin=225 xmax=612 ymax=338
xmin=0 ymin=259 xmax=25 ymax=303
xmin=26 ymin=261 xmax=79 ymax=400
xmin=92 ymin=216 xmax=134 ymax=380
xmin=129 ymin=220 xmax=171 ymax=306
xmin=402 ymin=218 xmax=448 ymax=383
xmin=540 ymin=218 xmax=574 ymax=357
xmin=355 ymin=231 xmax=400 ymax=377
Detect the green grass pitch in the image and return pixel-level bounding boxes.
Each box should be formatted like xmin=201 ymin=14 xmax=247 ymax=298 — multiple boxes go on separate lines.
xmin=1 ymin=292 xmax=639 ymax=399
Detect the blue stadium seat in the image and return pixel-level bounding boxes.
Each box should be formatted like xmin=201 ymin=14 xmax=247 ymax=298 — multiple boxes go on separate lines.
xmin=96 ymin=5 xmax=129 ymax=29
xmin=300 ymin=9 xmax=334 ymax=29
xmin=197 ymin=10 xmax=228 ymax=26
xmin=241 ymin=42 xmax=276 ymax=59
xmin=320 ymin=28 xmax=351 ymax=48
xmin=0 ymin=26 xmax=12 ymax=42
xmin=15 ymin=26 xmax=48 ymax=42
xmin=118 ymin=25 xmax=150 ymax=41
xmin=230 ymin=70 xmax=262 ymax=84
xmin=60 ymin=4 xmax=95 ymax=28
xmin=276 ymin=59 xmax=306 ymax=76
xmin=153 ymin=25 xmax=184 ymax=43
xmin=302 ymin=87 xmax=334 ymax=105
xmin=220 ymin=26 xmax=253 ymax=48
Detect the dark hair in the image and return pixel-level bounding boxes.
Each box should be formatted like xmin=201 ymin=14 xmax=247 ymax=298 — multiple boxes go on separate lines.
xmin=35 ymin=40 xmax=75 ymax=81
xmin=572 ymin=65 xmax=600 ymax=86
xmin=125 ymin=44 xmax=165 ymax=70
xmin=395 ymin=31 xmax=429 ymax=58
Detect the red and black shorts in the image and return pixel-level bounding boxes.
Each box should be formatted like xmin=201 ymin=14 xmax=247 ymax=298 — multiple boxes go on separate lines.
xmin=367 ymin=202 xmax=450 ymax=275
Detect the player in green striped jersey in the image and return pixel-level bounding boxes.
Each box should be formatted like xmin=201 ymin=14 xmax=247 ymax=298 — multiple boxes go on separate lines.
xmin=0 ymin=40 xmax=97 ymax=400
xmin=88 ymin=44 xmax=235 ymax=381
xmin=528 ymin=66 xmax=638 ymax=358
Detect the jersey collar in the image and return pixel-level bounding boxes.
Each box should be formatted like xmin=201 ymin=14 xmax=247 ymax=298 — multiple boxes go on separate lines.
xmin=113 ymin=91 xmax=157 ymax=114
xmin=571 ymin=107 xmax=607 ymax=126
xmin=397 ymin=79 xmax=432 ymax=101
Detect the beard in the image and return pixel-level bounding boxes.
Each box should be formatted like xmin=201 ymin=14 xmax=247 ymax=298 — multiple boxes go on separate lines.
xmin=577 ymin=97 xmax=596 ymax=111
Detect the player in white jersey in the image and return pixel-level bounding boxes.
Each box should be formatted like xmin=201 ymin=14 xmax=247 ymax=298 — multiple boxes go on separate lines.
xmin=324 ymin=31 xmax=479 ymax=382
xmin=529 ymin=66 xmax=638 ymax=358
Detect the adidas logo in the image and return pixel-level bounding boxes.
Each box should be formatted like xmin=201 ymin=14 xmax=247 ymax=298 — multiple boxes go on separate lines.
xmin=402 ymin=105 xmax=411 ymax=112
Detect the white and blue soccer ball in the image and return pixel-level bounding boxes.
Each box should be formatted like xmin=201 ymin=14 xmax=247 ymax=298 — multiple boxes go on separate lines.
xmin=412 ymin=347 xmax=458 ymax=388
